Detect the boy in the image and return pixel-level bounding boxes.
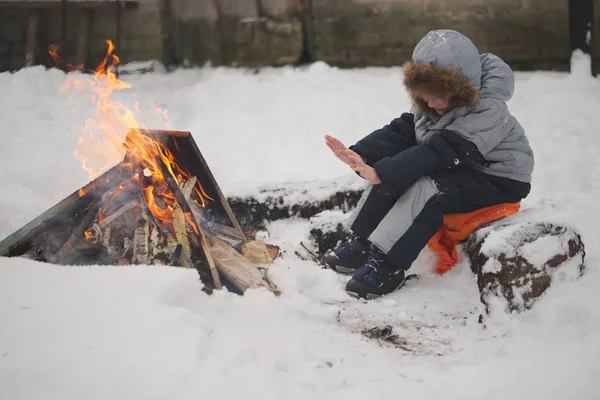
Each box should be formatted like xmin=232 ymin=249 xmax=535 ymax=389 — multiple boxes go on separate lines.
xmin=323 ymin=30 xmax=534 ymax=300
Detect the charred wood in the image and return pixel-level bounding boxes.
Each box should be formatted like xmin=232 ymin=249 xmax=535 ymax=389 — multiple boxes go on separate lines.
xmin=169 ymin=244 xmax=182 ymax=266
xmin=0 ymin=162 xmax=130 ymax=257
xmin=52 ymin=201 xmax=101 ymax=264
xmin=98 ymin=201 xmax=139 ymax=229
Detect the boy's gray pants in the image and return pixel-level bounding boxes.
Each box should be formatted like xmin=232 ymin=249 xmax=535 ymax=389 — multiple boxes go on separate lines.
xmin=346 ymin=168 xmax=521 ymax=270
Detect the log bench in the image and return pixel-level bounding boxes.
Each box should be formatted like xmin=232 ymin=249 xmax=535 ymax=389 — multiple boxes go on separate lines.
xmin=228 ymin=178 xmax=586 ymax=313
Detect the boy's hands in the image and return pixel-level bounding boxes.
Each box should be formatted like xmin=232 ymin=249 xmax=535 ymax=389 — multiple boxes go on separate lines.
xmin=325 ymin=135 xmax=382 ymax=185
xmin=345 ymin=151 xmax=382 ymax=185
xmin=324 ymin=135 xmax=354 ymax=165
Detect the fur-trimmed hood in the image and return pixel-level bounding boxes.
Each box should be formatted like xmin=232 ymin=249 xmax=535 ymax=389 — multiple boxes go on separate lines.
xmin=403 ymin=30 xmax=514 ymax=115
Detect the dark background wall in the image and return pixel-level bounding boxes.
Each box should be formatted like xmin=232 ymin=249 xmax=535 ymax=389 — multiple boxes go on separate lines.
xmin=0 ymin=0 xmax=163 ymax=71
xmin=0 ymin=0 xmax=598 ymax=72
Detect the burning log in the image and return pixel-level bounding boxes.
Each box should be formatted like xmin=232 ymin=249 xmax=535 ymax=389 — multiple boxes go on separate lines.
xmin=97 ymin=201 xmax=139 ymax=229
xmin=171 ymin=177 xmax=196 ymax=268
xmin=160 ymin=168 xmax=222 ymax=289
xmin=132 ymin=205 xmax=150 ymax=264
xmin=148 ymin=224 xmax=171 ymax=265
xmin=0 ymin=129 xmax=280 ymax=297
xmin=10 ymin=44 xmax=279 ymax=294
xmin=121 ymin=237 xmax=133 ymax=265
xmin=169 ymin=244 xmax=182 ymax=266
xmin=0 ymin=163 xmax=130 ymax=259
xmin=53 ymin=202 xmax=101 ymax=264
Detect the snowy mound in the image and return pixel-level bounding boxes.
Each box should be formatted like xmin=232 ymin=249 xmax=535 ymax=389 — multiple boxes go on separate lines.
xmin=1 ymin=63 xmax=600 ymax=399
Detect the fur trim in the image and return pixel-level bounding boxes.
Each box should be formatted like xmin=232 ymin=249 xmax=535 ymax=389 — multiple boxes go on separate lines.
xmin=403 ymin=61 xmax=479 ymax=115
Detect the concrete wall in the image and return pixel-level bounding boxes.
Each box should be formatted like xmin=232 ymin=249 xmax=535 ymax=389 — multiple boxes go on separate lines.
xmin=168 ymin=0 xmax=599 ymax=71
xmin=0 ymin=0 xmax=598 ymax=72
xmin=167 ymin=0 xmax=303 ymax=67
xmin=311 ymin=0 xmax=571 ymax=69
xmin=0 ymin=10 xmax=29 ymax=71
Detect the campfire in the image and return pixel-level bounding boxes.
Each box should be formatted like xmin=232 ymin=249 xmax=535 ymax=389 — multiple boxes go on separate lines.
xmin=0 ymin=41 xmax=279 ymax=296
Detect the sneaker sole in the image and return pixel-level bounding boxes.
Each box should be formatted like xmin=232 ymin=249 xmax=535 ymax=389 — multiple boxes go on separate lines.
xmin=322 ymin=256 xmax=366 ymax=275
xmin=346 ymin=276 xmax=407 ymax=300
xmin=330 ymin=265 xmax=357 ymax=275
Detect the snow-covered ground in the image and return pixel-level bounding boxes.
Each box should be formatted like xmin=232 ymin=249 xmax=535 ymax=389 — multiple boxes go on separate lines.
xmin=1 ymin=56 xmax=599 ymax=399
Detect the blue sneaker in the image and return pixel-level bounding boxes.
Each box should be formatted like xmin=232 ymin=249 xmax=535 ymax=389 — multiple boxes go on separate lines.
xmin=345 ymin=248 xmax=406 ymax=299
xmin=321 ymin=236 xmax=370 ymax=274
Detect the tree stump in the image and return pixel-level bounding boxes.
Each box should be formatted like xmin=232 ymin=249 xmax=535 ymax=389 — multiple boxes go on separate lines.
xmin=464 ymin=220 xmax=586 ymax=313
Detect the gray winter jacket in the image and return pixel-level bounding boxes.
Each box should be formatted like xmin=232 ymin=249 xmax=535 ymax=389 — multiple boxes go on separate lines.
xmin=407 ymin=30 xmax=534 ymax=183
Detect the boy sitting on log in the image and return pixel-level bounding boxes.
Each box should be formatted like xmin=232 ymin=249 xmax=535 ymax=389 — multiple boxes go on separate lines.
xmin=323 ymin=29 xmax=534 ymax=300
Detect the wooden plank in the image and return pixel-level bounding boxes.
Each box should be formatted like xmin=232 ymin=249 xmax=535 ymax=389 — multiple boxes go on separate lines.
xmin=24 ymin=10 xmax=38 ymax=67
xmin=198 ymin=229 xmax=222 ymax=290
xmin=205 ymin=233 xmax=279 ymax=294
xmin=156 ymin=151 xmax=222 ymax=288
xmin=205 ymin=221 xmax=246 ymax=240
xmin=185 ymin=132 xmax=247 ymax=240
xmin=0 ymin=163 xmax=129 ymax=257
xmin=75 ymin=8 xmax=91 ymax=68
xmin=142 ymin=129 xmax=260 ymax=292
xmin=126 ymin=129 xmax=247 ymax=240
xmin=241 ymin=240 xmax=279 ymax=267
xmin=170 ymin=177 xmax=196 ymax=268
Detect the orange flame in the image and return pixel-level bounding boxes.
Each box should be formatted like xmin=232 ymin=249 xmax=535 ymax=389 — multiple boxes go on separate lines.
xmin=48 ymin=45 xmax=60 ymax=66
xmin=184 ymin=212 xmax=199 ymax=235
xmin=51 ymin=40 xmax=214 ymax=236
xmin=48 ymin=45 xmax=77 ymax=72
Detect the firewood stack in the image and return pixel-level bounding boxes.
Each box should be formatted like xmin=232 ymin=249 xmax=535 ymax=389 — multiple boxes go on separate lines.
xmin=0 ymin=129 xmax=280 ymax=296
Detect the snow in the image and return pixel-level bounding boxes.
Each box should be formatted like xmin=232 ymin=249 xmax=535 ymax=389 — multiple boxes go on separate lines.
xmin=519 ymin=235 xmax=564 ymax=268
xmin=2 ymin=56 xmax=600 ymax=399
xmin=481 ymin=258 xmax=502 ymax=274
xmin=570 ymin=49 xmax=593 ymax=79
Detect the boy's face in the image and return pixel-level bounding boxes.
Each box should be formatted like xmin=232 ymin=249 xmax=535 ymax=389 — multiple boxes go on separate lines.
xmin=421 ymin=94 xmax=449 ymax=115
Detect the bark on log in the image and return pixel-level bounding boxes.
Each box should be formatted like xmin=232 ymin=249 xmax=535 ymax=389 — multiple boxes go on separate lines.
xmin=226 ymin=176 xmax=365 ymax=228
xmin=172 ymin=176 xmax=197 ymax=265
xmin=132 ymin=205 xmax=150 ymax=264
xmin=464 ymin=221 xmax=586 ymax=313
